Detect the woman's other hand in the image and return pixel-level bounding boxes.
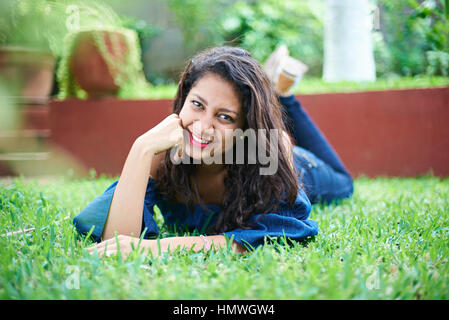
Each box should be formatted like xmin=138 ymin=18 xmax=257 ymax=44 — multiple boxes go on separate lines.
xmin=87 ymin=234 xmax=152 ymax=260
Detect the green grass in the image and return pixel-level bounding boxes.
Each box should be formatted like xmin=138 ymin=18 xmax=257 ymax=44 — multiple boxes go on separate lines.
xmin=118 ymin=76 xmax=449 ymax=99
xmin=292 ymin=76 xmax=449 ymax=94
xmin=1 ymin=174 xmax=448 ymax=299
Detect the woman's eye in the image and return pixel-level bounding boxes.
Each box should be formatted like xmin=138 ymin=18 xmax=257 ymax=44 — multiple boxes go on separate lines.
xmin=192 ymin=100 xmax=202 ymax=108
xmin=191 ymin=100 xmax=234 ymax=122
xmin=220 ymin=114 xmax=234 ymax=122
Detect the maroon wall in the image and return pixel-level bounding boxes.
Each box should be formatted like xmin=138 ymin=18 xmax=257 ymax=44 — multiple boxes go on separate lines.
xmin=49 ymin=87 xmax=449 ymax=178
xmin=299 ymin=87 xmax=449 ymax=177
xmin=50 ymin=97 xmax=173 ymax=176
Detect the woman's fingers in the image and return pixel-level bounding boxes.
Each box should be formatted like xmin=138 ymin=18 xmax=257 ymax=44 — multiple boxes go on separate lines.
xmin=174 ymin=127 xmax=186 ymax=161
xmin=87 ymin=237 xmax=119 ymax=256
xmin=88 ymin=243 xmax=112 ymax=256
xmin=87 ymin=237 xmax=114 ymax=251
xmin=88 ymin=243 xmax=120 ymax=258
xmin=86 ymin=235 xmax=144 ymax=259
xmin=137 ymin=113 xmax=185 ymax=155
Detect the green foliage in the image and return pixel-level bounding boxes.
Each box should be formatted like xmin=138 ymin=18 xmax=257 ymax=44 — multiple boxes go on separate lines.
xmin=426 ymin=50 xmax=449 ymax=76
xmin=375 ymin=0 xmax=449 ymax=77
xmin=165 ymin=0 xmax=447 ymax=80
xmin=56 ymin=27 xmax=149 ymax=100
xmin=165 ymin=0 xmax=228 ymax=52
xmin=411 ymin=0 xmax=449 ymax=76
xmin=0 ymin=0 xmax=141 ymax=57
xmin=0 ymin=0 xmax=68 ymax=56
xmin=119 ymin=16 xmax=162 ymax=48
xmin=1 ymin=175 xmax=448 ymax=299
xmin=165 ymin=0 xmax=324 ymax=76
xmin=219 ymin=0 xmax=325 ymax=76
xmin=53 ymin=0 xmax=156 ymax=100
xmin=411 ymin=0 xmax=449 ymax=52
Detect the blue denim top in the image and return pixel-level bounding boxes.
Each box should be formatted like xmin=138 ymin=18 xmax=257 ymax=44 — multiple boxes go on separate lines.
xmin=73 ymin=146 xmax=319 ymax=250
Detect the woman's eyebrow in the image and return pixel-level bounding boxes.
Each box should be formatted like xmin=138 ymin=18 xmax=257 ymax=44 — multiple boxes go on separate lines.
xmin=192 ymin=93 xmax=239 ymax=115
xmin=192 ymin=94 xmax=208 ymax=106
xmin=218 ymin=108 xmax=239 ymax=115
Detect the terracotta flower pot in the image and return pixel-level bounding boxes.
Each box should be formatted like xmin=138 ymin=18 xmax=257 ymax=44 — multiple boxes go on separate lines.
xmin=68 ymin=30 xmax=129 ymax=98
xmin=0 ymin=46 xmax=55 ymax=103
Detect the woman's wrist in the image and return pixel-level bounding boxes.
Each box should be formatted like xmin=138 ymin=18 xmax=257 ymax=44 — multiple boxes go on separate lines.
xmin=133 ymin=136 xmax=157 ymax=159
xmin=141 ymin=236 xmax=247 ymax=256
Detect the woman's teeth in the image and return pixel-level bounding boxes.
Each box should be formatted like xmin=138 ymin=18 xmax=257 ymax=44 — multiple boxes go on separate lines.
xmin=192 ymin=133 xmax=210 ymax=144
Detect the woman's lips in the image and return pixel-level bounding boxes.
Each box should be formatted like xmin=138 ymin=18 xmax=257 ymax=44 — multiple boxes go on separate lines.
xmin=189 ymin=131 xmax=212 ymax=148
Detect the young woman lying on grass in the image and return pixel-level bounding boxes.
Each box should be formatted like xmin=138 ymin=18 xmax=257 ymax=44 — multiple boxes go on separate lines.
xmin=74 ymin=46 xmax=354 ymax=258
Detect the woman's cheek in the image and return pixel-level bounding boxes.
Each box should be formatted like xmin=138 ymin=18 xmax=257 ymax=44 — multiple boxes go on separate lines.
xmin=221 ymin=133 xmax=236 ymax=152
xmin=178 ymin=115 xmax=186 ymax=129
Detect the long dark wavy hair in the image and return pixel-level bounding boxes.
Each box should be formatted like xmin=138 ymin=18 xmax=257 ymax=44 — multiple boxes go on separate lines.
xmin=155 ymin=46 xmax=303 ymax=233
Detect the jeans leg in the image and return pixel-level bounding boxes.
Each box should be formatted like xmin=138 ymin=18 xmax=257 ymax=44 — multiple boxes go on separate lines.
xmin=279 ymin=94 xmax=354 ymax=204
xmin=292 ymin=146 xmax=354 ymax=205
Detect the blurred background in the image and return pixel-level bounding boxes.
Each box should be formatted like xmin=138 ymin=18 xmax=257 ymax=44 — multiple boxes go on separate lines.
xmin=0 ymin=0 xmax=448 ymax=179
xmin=112 ymin=0 xmax=448 ymax=83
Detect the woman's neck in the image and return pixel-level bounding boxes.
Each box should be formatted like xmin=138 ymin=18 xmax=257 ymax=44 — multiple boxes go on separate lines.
xmin=195 ymin=162 xmax=226 ymax=176
xmin=186 ymin=162 xmax=227 ymax=206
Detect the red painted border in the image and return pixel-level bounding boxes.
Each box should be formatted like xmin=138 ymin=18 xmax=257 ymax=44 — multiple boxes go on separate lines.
xmin=48 ymin=87 xmax=449 ymax=178
xmin=299 ymin=87 xmax=449 ymax=177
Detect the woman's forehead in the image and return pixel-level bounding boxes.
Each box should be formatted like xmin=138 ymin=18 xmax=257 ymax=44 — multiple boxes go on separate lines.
xmin=189 ymin=73 xmax=242 ymax=112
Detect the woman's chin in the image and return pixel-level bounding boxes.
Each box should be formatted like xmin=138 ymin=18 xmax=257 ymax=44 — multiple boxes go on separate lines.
xmin=184 ymin=144 xmax=222 ymax=163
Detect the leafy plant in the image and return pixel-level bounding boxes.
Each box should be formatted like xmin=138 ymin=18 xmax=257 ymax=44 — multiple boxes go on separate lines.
xmin=50 ymin=0 xmax=155 ymax=99
xmin=166 ymin=0 xmax=324 ymax=77
xmin=410 ymin=0 xmax=449 ymax=76
xmin=57 ymin=27 xmax=150 ymax=99
xmin=374 ymin=0 xmax=449 ymax=77
xmin=0 ymin=0 xmax=68 ymax=56
xmin=165 ymin=0 xmax=229 ymax=53
xmin=120 ymin=16 xmax=161 ymax=49
xmin=219 ymin=0 xmax=325 ymax=76
xmin=0 ymin=0 xmax=151 ymax=57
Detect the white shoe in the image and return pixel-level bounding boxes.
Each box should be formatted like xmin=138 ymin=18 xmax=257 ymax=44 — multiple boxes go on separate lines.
xmin=264 ymin=45 xmax=309 ymax=95
xmin=279 ymin=56 xmax=309 ymax=82
xmin=276 ymin=56 xmax=309 ymax=95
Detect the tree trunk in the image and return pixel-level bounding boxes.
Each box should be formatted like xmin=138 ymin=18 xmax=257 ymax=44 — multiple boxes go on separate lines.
xmin=323 ymin=0 xmax=376 ymax=82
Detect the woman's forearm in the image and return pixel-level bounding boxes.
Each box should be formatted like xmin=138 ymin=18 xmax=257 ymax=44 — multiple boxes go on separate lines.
xmin=101 ymin=139 xmax=155 ymax=240
xmin=87 ymin=234 xmax=248 ymax=259
xmin=156 ymin=235 xmax=247 ymax=254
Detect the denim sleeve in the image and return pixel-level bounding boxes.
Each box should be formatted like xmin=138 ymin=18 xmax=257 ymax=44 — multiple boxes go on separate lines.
xmin=72 ymin=179 xmax=160 ymax=243
xmin=222 ymin=187 xmax=318 ymax=250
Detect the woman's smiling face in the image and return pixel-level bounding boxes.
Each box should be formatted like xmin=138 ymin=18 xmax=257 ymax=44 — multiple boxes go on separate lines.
xmin=179 ymin=72 xmax=245 ymax=161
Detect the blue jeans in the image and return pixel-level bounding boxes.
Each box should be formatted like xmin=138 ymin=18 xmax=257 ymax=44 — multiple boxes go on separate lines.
xmin=280 ymin=95 xmax=354 ymax=205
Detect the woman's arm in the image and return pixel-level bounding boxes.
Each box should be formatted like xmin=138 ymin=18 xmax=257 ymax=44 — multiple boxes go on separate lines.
xmin=87 ymin=234 xmax=248 ymax=258
xmin=158 ymin=235 xmax=247 ymax=254
xmin=101 ymin=114 xmax=185 ymax=240
xmin=101 ymin=140 xmax=155 ymax=240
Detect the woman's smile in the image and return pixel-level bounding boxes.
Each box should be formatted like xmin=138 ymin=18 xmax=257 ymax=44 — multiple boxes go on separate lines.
xmin=188 ymin=130 xmax=213 ymax=149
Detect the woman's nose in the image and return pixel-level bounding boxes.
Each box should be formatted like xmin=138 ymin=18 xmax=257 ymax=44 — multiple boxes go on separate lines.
xmin=193 ymin=119 xmax=214 ymax=138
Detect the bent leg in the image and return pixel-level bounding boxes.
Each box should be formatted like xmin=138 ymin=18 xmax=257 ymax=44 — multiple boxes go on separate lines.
xmin=293 ymin=146 xmax=353 ymax=205
xmin=280 ymin=94 xmax=354 ymax=204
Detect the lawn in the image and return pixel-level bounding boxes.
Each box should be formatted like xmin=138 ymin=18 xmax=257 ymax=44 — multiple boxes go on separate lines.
xmin=119 ymin=76 xmax=449 ymax=99
xmin=0 ymin=174 xmax=448 ymax=299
